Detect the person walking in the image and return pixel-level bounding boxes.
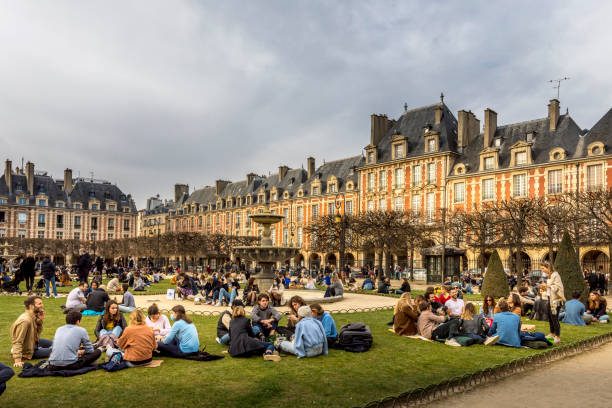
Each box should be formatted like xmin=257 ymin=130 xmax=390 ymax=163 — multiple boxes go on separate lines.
xmin=41 ymin=255 xmax=58 ymax=298
xmin=20 ymin=255 xmax=37 ymax=294
xmin=77 ymin=248 xmax=92 ymax=283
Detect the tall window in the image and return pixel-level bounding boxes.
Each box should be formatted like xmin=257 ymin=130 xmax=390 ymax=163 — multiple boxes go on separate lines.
xmin=91 ymin=217 xmax=98 ymax=230
xmin=311 ymin=204 xmax=319 ymax=220
xmin=412 ymin=165 xmax=421 ymax=186
xmin=428 ymin=138 xmax=436 ymax=152
xmin=236 ymin=212 xmax=241 ymax=228
xmin=37 ymin=213 xmax=46 ymax=227
xmin=394 ymin=196 xmax=404 ymax=211
xmin=312 ymin=186 xmax=319 ymax=195
xmin=427 ymin=163 xmax=436 ymax=184
xmin=367 ymin=151 xmax=374 ymax=164
xmin=394 ymin=168 xmax=404 ymax=188
xmin=367 ymin=173 xmax=375 ymax=191
xmin=282 ymin=227 xmax=288 ymax=246
xmin=513 ymin=174 xmax=526 ymax=197
xmin=74 ymin=215 xmax=81 ymax=228
xmin=515 ymin=151 xmax=527 ymax=165
xmin=411 ymin=194 xmax=421 ymax=215
xmin=283 ymin=208 xmax=289 ymax=224
xmin=426 ymin=192 xmax=435 ymax=222
xmin=226 ymin=213 xmax=231 ymax=227
xmin=379 ymin=199 xmax=386 ymax=211
xmin=482 ymin=179 xmax=494 ymax=200
xmin=297 ymin=206 xmax=303 ymax=222
xmin=329 ymin=183 xmax=337 ymax=193
xmin=548 ymin=170 xmax=563 ymax=194
xmin=379 ymin=171 xmax=387 ymax=190
xmin=246 ymin=211 xmax=252 ymax=227
xmin=345 ymin=201 xmax=353 ymax=215
xmin=108 ymin=218 xmax=115 ymax=230
xmin=56 ymin=214 xmax=64 ymax=228
xmin=587 ymin=164 xmax=603 ymax=190
xmin=297 ymin=227 xmax=303 ymax=247
xmin=454 ymin=182 xmax=465 ymax=203
xmin=367 ymin=200 xmax=374 ymax=212
xmin=326 ymin=202 xmax=334 ymax=215
xmin=123 ymin=219 xmax=130 ymax=231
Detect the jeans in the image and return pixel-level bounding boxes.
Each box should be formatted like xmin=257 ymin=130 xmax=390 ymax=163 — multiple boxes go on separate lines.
xmin=100 ymin=326 xmax=123 ymax=338
xmin=278 ymin=340 xmax=322 ymax=357
xmin=156 ymin=337 xmax=195 ymax=358
xmin=217 ymin=288 xmax=237 ymax=305
xmin=119 ymin=305 xmax=135 ymax=314
xmin=219 ymin=333 xmax=230 ymax=345
xmin=45 ymin=276 xmax=58 ymax=297
xmin=253 ymin=320 xmax=278 ymax=338
xmin=33 ymin=338 xmax=53 ymax=359
xmin=584 ymin=313 xmax=610 ymax=322
xmin=0 ymin=362 xmax=15 ymax=396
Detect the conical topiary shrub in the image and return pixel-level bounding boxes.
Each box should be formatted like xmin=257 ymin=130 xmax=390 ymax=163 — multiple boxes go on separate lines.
xmin=481 ymin=250 xmax=509 ymax=299
xmin=554 ymin=230 xmax=589 ymax=304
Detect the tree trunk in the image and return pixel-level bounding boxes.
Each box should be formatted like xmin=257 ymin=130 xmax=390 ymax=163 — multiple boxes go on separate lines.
xmin=410 ymin=245 xmax=415 ymax=281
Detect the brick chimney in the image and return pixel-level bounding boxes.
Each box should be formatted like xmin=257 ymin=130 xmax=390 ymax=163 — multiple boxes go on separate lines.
xmin=434 ymin=104 xmax=443 ymax=125
xmin=548 ymin=99 xmax=560 ymax=131
xmin=246 ymin=173 xmax=256 ymax=185
xmin=174 ymin=183 xmax=189 ymax=204
xmin=25 ymin=161 xmax=34 ymax=195
xmin=483 ymin=108 xmax=497 ymax=149
xmin=215 ymin=180 xmax=230 ymax=195
xmin=4 ymin=160 xmax=11 ymax=194
xmin=307 ymin=157 xmax=315 ymax=179
xmin=63 ymin=168 xmax=73 ymax=194
xmin=278 ymin=165 xmax=289 ymax=182
xmin=370 ymin=114 xmax=391 ymax=146
xmin=457 ymin=110 xmax=480 ymax=150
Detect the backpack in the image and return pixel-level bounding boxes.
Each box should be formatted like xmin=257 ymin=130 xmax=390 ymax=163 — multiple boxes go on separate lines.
xmin=336 ymin=322 xmax=373 ymax=353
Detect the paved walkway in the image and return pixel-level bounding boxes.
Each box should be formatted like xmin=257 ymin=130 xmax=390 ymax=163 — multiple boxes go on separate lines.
xmin=427 ymin=341 xmax=612 ymax=407
xmin=109 ymin=289 xmax=398 ymax=313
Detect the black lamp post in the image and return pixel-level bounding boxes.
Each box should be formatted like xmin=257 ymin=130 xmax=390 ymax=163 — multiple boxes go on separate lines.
xmin=334 ymin=193 xmax=346 ymax=271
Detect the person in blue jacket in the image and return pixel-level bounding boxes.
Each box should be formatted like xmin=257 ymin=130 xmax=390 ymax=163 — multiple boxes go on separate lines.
xmin=310 ymin=303 xmax=338 ymax=346
xmin=157 ymin=305 xmax=199 ymax=358
xmin=486 ymin=298 xmax=520 ymax=347
xmin=561 ymin=291 xmax=589 ymax=326
xmin=278 ymin=306 xmax=327 ymax=358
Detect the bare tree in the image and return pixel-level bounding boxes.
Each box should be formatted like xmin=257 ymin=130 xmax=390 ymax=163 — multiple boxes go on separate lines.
xmin=458 ymin=204 xmax=500 ymax=275
xmin=579 ymin=188 xmax=612 ymax=273
xmin=531 ymin=196 xmax=571 ymax=264
xmin=494 ymin=199 xmax=536 ymax=275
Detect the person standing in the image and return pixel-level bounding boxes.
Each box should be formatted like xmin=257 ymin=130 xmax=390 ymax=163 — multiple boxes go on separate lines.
xmin=77 ymin=248 xmax=92 ymax=284
xmin=10 ymin=296 xmax=53 ymax=367
xmin=543 ymin=261 xmax=565 ymax=344
xmin=41 ymin=255 xmax=58 ymax=298
xmin=20 ymin=255 xmax=37 ymax=294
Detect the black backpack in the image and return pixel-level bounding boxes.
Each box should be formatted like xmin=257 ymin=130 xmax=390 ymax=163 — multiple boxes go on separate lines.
xmin=337 ymin=322 xmax=373 ymax=353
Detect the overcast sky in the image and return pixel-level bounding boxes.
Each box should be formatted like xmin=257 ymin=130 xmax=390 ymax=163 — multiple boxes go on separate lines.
xmin=1 ymin=1 xmax=611 ymax=208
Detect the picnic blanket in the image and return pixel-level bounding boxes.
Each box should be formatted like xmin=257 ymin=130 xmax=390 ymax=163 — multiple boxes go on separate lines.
xmin=18 ymin=361 xmax=101 ymax=378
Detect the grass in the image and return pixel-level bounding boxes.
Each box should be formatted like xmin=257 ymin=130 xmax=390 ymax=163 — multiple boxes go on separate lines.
xmin=1 ymin=295 xmax=610 ymax=408
xmin=12 ymin=279 xmax=177 ymax=295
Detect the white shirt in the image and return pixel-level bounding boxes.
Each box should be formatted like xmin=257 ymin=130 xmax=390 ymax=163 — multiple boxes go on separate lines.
xmin=445 ymin=298 xmax=465 ymax=316
xmin=66 ymin=287 xmax=85 ymax=309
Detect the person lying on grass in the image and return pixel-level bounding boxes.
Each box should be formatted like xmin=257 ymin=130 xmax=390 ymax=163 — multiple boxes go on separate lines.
xmin=146 ymin=303 xmax=172 ymax=340
xmin=156 ymin=305 xmax=200 ymax=358
xmin=310 ymin=303 xmax=338 ymax=346
xmin=216 ymin=300 xmax=244 ymax=345
xmin=251 ymin=293 xmax=282 ymax=341
xmin=10 ymin=296 xmax=53 ymax=368
xmin=228 ymin=305 xmax=280 ymax=362
xmin=393 ymin=293 xmax=418 ymax=337
xmin=107 ymin=309 xmax=157 ymax=367
xmin=277 ymin=305 xmax=327 ymax=358
xmin=48 ymin=310 xmax=101 ymax=371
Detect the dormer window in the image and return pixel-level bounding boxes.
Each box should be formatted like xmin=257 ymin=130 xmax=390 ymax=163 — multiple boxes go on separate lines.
xmin=283 ymin=191 xmax=290 ymax=199
xmin=526 ymin=131 xmax=536 ymax=143
xmin=271 ymin=193 xmax=277 ymax=201
xmin=108 ymin=204 xmax=116 ymax=211
xmin=393 ymin=144 xmax=404 ymax=158
xmin=312 ymin=186 xmax=320 ymax=195
xmin=587 ymin=142 xmax=605 ymax=157
xmin=516 ymin=151 xmax=527 ymax=165
xmin=484 ymin=156 xmax=494 ymax=170
xmin=38 ymin=199 xmax=46 ymax=207
xmin=258 ymin=193 xmax=265 ymax=203
xmin=120 ymin=194 xmax=127 ymax=201
xmin=424 ymin=132 xmax=439 ymax=153
xmin=89 ymin=191 xmax=96 ymax=198
xmin=329 ymin=183 xmax=337 ymax=193
xmin=427 ymin=138 xmax=435 ymax=152
xmin=495 ymin=138 xmax=501 ymax=147
xmin=367 ymin=151 xmax=374 ymax=163
xmin=347 ymin=181 xmax=354 ymax=191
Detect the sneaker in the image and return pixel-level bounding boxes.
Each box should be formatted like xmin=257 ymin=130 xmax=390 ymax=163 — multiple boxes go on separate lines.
xmin=484 ymin=335 xmax=500 ymax=346
xmin=263 ymin=353 xmax=281 ymax=362
xmin=214 ymin=302 xmax=221 ymax=307
xmin=553 ymin=338 xmax=562 ymax=344
xmin=445 ymin=338 xmax=461 ymax=347
xmin=601 ymin=320 xmax=609 ymax=324
xmin=215 ymin=337 xmax=221 ymax=345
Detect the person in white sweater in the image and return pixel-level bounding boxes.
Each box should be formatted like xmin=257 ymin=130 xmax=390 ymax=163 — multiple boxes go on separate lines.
xmin=145 ymin=303 xmax=172 ymax=340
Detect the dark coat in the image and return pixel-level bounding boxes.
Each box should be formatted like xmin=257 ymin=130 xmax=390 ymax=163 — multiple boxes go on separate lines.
xmin=20 ymin=257 xmax=37 ymax=276
xmin=217 ymin=310 xmax=231 ymax=338
xmin=86 ymin=289 xmax=110 ymax=313
xmin=40 ymin=258 xmax=57 ymax=280
xmin=78 ymin=253 xmax=92 ymax=277
xmin=94 ymin=313 xmax=127 ymax=339
xmin=228 ymin=316 xmax=267 ymax=357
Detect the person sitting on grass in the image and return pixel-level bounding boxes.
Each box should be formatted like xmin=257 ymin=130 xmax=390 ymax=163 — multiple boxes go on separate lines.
xmin=416 ymin=301 xmax=458 ymax=341
xmin=426 ymin=293 xmax=444 ymax=315
xmin=459 ymin=303 xmax=488 ymax=344
xmin=107 ymin=274 xmax=121 ymax=292
xmin=85 ymin=283 xmax=110 ymax=313
xmin=267 ymin=277 xmax=285 ymax=306
xmin=305 ymin=276 xmax=317 ymax=290
xmin=10 ymin=296 xmax=52 ymax=368
xmin=310 ymin=303 xmax=338 ymax=346
xmin=324 ymin=273 xmax=344 ymax=298
xmin=112 ymin=309 xmax=157 ymax=367
xmin=251 ymin=293 xmax=282 ymax=341
xmin=518 ymin=287 xmax=535 ymax=316
xmin=282 ymin=295 xmax=307 ymax=336
xmin=65 ymin=281 xmax=88 ymax=313
xmin=444 ymin=287 xmax=465 ymax=318
xmin=201 ymin=277 xmax=217 ymax=305
xmin=507 ymin=293 xmax=523 ymax=317
xmin=228 ymin=305 xmax=280 ymax=361
xmin=216 ymin=300 xmax=244 ymax=345
xmin=146 ymin=303 xmax=172 ymax=339
xmin=0 ymin=362 xmax=14 ymax=396
xmin=133 ymin=273 xmax=146 ymax=292
xmin=176 ymin=273 xmax=193 ymax=299
xmin=435 ymin=286 xmax=451 ymax=305
xmin=393 ymin=293 xmax=418 ymax=337
xmin=94 ymin=300 xmax=127 ymax=340
xmin=396 ymin=278 xmax=411 ymax=295
xmin=156 ymin=305 xmax=200 ymax=358
xmin=118 ymin=283 xmax=136 ymax=313
xmin=48 ymin=310 xmax=101 ymax=371
xmin=480 ymin=295 xmax=496 ymax=320
xmin=486 ymin=298 xmax=519 ymax=347
xmin=586 ymin=291 xmax=609 ymax=323
xmin=277 ymin=305 xmax=327 ymax=358
xmin=215 ymin=277 xmax=240 ymax=307
xmin=242 ymin=277 xmax=260 ymax=306
xmin=361 ymin=276 xmax=374 ymax=291
xmin=561 ymin=291 xmax=590 ymax=326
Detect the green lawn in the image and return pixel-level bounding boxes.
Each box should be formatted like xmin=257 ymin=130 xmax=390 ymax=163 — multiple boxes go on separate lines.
xmin=1 ymin=295 xmax=610 ymax=408
xmin=14 ymin=279 xmax=177 ymax=295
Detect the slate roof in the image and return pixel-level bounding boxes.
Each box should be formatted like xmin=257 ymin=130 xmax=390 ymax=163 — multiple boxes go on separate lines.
xmin=144 ymin=200 xmax=175 ymax=216
xmin=0 ymin=172 xmax=137 ymax=212
xmin=581 ymin=108 xmax=612 ymax=153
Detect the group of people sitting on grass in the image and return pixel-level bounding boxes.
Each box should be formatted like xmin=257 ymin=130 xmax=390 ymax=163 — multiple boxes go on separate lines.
xmin=62 ymin=281 xmax=136 ymax=315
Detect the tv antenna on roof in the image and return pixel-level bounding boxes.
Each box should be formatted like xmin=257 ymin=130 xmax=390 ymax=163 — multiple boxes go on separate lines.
xmin=549 ymin=77 xmax=570 ymax=100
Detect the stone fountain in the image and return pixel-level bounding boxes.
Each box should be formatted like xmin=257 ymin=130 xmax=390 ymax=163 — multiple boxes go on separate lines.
xmin=233 ymin=209 xmax=299 ymax=291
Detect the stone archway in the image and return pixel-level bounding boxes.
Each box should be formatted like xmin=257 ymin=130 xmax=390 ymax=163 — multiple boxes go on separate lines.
xmin=345 ymin=253 xmax=355 ymax=266
xmin=582 ymin=250 xmax=609 ymax=274
xmin=326 ymin=253 xmax=337 ymax=269
xmin=309 ymin=253 xmax=321 ymax=271
xmin=509 ymin=251 xmax=531 ymax=274
xmin=294 ymin=253 xmax=305 ymax=268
